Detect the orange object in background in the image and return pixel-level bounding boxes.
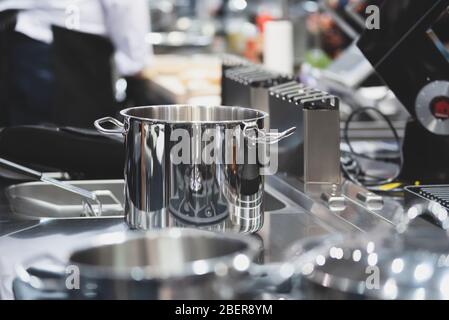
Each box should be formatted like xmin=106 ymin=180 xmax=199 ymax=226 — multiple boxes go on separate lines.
xmin=243 ymin=37 xmax=261 ymax=63
xmin=249 ymin=12 xmax=274 ymax=64
xmin=256 ymin=12 xmax=273 ymax=33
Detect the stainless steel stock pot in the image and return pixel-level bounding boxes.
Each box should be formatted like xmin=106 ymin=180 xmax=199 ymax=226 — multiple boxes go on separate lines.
xmin=95 ymin=105 xmax=295 ymax=231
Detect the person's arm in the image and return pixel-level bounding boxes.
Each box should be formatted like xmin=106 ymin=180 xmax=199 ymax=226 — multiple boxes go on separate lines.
xmin=101 ymin=0 xmax=154 ymax=105
xmin=101 ymin=0 xmax=152 ymax=77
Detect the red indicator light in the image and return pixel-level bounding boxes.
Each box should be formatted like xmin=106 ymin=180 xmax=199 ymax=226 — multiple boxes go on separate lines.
xmin=431 ymin=97 xmax=449 ymax=120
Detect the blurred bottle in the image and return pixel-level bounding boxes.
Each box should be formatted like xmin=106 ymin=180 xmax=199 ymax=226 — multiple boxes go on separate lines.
xmin=263 ymin=20 xmax=294 ymax=74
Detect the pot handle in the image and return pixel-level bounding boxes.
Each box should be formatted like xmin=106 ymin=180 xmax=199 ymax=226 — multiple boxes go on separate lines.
xmin=243 ymin=123 xmax=296 ymax=145
xmin=94 ymin=117 xmax=125 ymax=135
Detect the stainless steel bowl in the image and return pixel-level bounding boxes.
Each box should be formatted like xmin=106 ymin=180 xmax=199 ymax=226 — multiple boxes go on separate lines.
xmin=287 ymin=227 xmax=449 ymax=300
xmin=17 ymin=228 xmax=261 ymax=299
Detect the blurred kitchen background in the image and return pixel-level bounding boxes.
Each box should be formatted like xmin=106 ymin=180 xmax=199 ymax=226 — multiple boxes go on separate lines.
xmin=0 ymin=0 xmax=401 ymax=129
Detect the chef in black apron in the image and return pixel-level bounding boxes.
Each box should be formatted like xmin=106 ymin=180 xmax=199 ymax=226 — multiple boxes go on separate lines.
xmin=0 ymin=0 xmax=152 ymax=128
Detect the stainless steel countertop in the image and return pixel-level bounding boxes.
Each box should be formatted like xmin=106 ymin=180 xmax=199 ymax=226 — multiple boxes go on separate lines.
xmin=0 ymin=175 xmax=411 ymax=299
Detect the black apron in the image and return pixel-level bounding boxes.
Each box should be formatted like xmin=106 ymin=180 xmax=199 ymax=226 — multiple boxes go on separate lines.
xmin=0 ymin=10 xmax=18 ymax=127
xmin=51 ymin=26 xmax=117 ymax=127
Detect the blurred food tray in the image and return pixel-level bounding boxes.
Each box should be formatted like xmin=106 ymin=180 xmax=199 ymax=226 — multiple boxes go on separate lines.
xmin=143 ymin=54 xmax=221 ymax=104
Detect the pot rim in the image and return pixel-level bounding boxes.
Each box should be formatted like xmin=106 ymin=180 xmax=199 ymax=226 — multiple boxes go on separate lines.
xmin=68 ymin=228 xmax=260 ymax=281
xmin=119 ymin=105 xmax=268 ymax=125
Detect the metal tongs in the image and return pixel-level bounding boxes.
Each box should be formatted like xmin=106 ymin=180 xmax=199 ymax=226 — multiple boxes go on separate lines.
xmin=0 ymin=157 xmax=107 ymax=217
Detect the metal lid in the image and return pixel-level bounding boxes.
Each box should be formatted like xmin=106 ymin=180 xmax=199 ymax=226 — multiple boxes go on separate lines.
xmin=120 ymin=105 xmax=268 ymax=125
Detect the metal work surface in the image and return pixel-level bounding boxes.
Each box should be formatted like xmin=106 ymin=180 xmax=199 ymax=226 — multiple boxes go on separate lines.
xmin=0 ymin=175 xmax=407 ymax=299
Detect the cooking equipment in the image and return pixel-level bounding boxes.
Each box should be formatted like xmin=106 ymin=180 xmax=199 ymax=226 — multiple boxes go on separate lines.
xmin=405 ymin=185 xmax=449 ymax=228
xmin=95 ymin=105 xmax=295 ymax=231
xmin=5 ymin=179 xmax=289 ymax=232
xmin=221 ymin=60 xmax=340 ymax=184
xmin=16 ymin=228 xmax=261 ymax=299
xmin=358 ymin=0 xmax=449 ymax=183
xmin=7 ymin=180 xmax=124 ymax=219
xmin=222 ymin=65 xmax=292 ymax=120
xmin=3 ymin=173 xmax=405 ymax=300
xmin=221 ymin=55 xmax=252 ymax=106
xmin=287 ymin=207 xmax=449 ymax=300
xmin=0 ymin=158 xmax=113 ymax=217
xmin=0 ymin=125 xmax=124 ymax=180
xmin=290 ymin=234 xmax=449 ymax=299
xmin=268 ymin=82 xmax=341 ymax=184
